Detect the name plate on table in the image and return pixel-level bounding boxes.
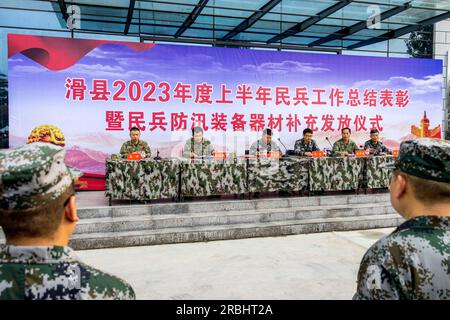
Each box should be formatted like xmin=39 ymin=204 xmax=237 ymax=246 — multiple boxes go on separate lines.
xmin=126 ymin=153 xmax=142 ymax=161
xmin=268 ymin=151 xmax=281 ymax=158
xmin=355 ymin=150 xmax=366 ymax=157
xmin=213 ymin=152 xmax=227 ymax=159
xmin=311 ymin=151 xmax=325 ymax=158
xmin=392 ymin=149 xmax=399 ymax=157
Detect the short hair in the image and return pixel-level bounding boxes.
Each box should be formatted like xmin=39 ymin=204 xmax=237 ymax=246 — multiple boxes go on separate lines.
xmin=370 ymin=129 xmax=379 ymax=134
xmin=393 ymin=170 xmax=450 ymax=205
xmin=341 ymin=127 xmax=351 ymax=133
xmin=192 ymin=126 xmax=203 ymax=135
xmin=0 ymin=184 xmax=75 ymax=240
xmin=130 ymin=127 xmax=140 ymax=132
xmin=263 ymin=128 xmax=272 ymax=136
xmin=303 ymin=128 xmax=313 ymax=135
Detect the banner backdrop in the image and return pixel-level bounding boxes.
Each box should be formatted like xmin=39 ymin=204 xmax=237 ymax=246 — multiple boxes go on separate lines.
xmin=8 ymin=34 xmax=443 ymax=189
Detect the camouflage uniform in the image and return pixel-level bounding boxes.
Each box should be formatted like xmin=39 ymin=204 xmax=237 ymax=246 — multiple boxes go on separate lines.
xmin=0 ymin=143 xmax=136 ymax=300
xmin=119 ymin=140 xmax=151 ymax=158
xmin=364 ymin=140 xmax=391 ymax=156
xmin=354 ymin=138 xmax=450 ymax=300
xmin=0 ymin=245 xmax=135 ymax=300
xmin=183 ymin=138 xmax=214 ymax=158
xmin=294 ymin=138 xmax=320 ymax=156
xmin=354 ymin=216 xmax=450 ymax=300
xmin=332 ymin=138 xmax=359 ymax=155
xmin=249 ymin=139 xmax=280 ymax=156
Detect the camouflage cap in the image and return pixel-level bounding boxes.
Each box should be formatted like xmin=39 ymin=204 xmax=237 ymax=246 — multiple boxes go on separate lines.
xmin=382 ymin=138 xmax=450 ymax=183
xmin=0 ymin=142 xmax=82 ymax=211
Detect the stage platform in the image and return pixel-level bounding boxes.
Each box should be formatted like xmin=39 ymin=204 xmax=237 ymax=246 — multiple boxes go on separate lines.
xmin=0 ymin=191 xmax=402 ymax=250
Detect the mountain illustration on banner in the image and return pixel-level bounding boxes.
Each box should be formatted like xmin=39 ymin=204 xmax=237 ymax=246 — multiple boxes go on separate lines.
xmin=411 ymin=111 xmax=441 ymax=139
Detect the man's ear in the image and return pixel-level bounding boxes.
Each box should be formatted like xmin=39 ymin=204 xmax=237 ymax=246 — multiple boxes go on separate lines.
xmin=64 ymin=195 xmax=79 ymax=223
xmin=393 ymin=174 xmax=407 ymax=200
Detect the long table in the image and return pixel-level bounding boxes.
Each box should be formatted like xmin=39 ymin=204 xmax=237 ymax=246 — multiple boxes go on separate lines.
xmin=105 ymin=156 xmax=396 ymax=201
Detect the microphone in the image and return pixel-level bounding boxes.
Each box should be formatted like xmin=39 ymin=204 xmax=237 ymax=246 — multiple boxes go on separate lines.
xmin=325 ymin=137 xmax=333 ymax=148
xmin=325 ymin=137 xmax=334 ymax=157
xmin=154 ymin=149 xmax=162 ymax=160
xmin=277 ymin=138 xmax=288 ymax=153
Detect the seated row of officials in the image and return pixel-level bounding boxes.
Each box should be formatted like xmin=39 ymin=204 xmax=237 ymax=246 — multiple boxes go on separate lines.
xmin=119 ymin=126 xmax=391 ymax=159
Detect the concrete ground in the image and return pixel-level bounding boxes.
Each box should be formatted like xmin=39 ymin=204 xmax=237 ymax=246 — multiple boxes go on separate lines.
xmin=77 ymin=227 xmax=394 ymax=300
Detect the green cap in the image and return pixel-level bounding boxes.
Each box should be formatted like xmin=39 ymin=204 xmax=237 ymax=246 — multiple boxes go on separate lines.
xmin=382 ymin=138 xmax=450 ymax=183
xmin=0 ymin=142 xmax=82 ymax=210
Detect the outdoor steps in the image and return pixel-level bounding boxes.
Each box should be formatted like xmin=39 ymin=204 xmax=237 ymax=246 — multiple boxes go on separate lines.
xmin=0 ymin=193 xmax=402 ymax=250
xmin=69 ymin=214 xmax=402 ymax=250
xmin=76 ymin=193 xmax=393 ymax=219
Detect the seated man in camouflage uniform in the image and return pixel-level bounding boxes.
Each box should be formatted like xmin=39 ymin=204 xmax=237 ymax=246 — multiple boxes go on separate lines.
xmin=0 ymin=143 xmax=135 ymax=300
xmin=183 ymin=126 xmax=214 ymax=159
xmin=364 ymin=129 xmax=391 ymax=156
xmin=332 ymin=127 xmax=358 ymax=156
xmin=294 ymin=128 xmax=320 ymax=157
xmin=354 ymin=138 xmax=450 ymax=300
xmin=120 ymin=126 xmax=151 ymax=158
xmin=249 ymin=128 xmax=280 ymax=156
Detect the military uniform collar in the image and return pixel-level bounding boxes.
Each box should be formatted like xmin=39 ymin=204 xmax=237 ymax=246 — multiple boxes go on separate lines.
xmin=0 ymin=245 xmax=79 ymax=264
xmin=191 ymin=138 xmax=206 ymax=144
xmin=339 ymin=138 xmax=352 ymax=144
xmin=396 ymin=216 xmax=450 ymax=232
xmin=128 ymin=140 xmax=141 ymax=146
xmin=259 ymin=139 xmax=271 ymax=146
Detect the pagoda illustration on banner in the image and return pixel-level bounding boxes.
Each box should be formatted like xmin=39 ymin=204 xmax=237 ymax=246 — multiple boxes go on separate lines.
xmin=411 ymin=111 xmax=441 ymax=138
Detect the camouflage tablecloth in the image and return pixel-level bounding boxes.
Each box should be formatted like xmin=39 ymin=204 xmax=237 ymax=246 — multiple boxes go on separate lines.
xmin=247 ymin=157 xmax=309 ymax=193
xmin=364 ymin=156 xmax=396 ymax=189
xmin=309 ymin=157 xmax=365 ymax=191
xmin=105 ymin=159 xmax=179 ymax=200
xmin=180 ymin=158 xmax=247 ymax=197
xmin=222 ymin=158 xmax=248 ymax=195
xmin=106 ymin=156 xmax=394 ymax=201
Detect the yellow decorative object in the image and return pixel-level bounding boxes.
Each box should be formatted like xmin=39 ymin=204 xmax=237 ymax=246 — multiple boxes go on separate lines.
xmin=27 ymin=125 xmax=66 ymax=147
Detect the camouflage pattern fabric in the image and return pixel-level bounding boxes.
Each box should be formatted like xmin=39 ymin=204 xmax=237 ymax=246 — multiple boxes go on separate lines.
xmin=105 ymin=159 xmax=179 ymax=200
xmin=221 ymin=158 xmax=247 ymax=195
xmin=354 ymin=216 xmax=450 ymax=300
xmin=0 ymin=245 xmax=135 ymax=300
xmin=106 ymin=156 xmax=395 ymax=199
xmin=247 ymin=157 xmax=309 ymax=193
xmin=332 ymin=138 xmax=359 ymax=155
xmin=180 ymin=158 xmax=247 ymax=196
xmin=294 ymin=138 xmax=320 ymax=156
xmin=364 ymin=140 xmax=391 ymax=155
xmin=119 ymin=140 xmax=151 ymax=158
xmin=249 ymin=139 xmax=280 ymax=156
xmin=365 ymin=156 xmax=395 ymax=188
xmin=385 ymin=138 xmax=450 ymax=183
xmin=182 ymin=138 xmax=214 ymax=158
xmin=0 ymin=142 xmax=81 ymax=210
xmin=180 ymin=159 xmax=224 ymax=196
xmin=309 ymin=157 xmax=364 ymax=191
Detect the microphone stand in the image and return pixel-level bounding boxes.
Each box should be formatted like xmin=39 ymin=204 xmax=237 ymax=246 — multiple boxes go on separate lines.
xmin=325 ymin=137 xmax=334 ymax=157
xmin=277 ymin=138 xmax=288 ymax=156
xmin=256 ymin=136 xmax=260 ymax=159
xmin=154 ymin=149 xmax=161 ymax=161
